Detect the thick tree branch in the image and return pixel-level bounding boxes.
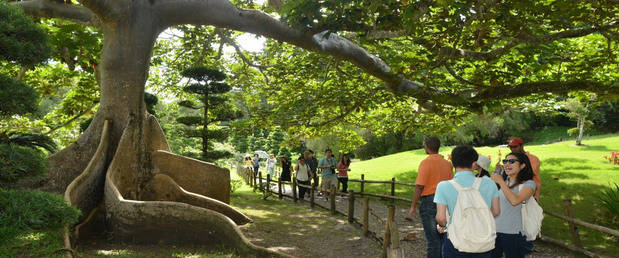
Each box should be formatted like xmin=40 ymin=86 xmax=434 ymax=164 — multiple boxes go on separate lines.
xmin=473 ymin=80 xmax=618 ymax=102
xmin=155 ymin=0 xmax=426 ymax=94
xmin=13 ymin=0 xmax=100 ymax=28
xmin=419 ymin=21 xmax=618 ymax=61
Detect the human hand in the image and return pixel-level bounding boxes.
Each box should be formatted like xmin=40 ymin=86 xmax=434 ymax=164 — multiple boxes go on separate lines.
xmin=490 ymin=173 xmax=503 ymax=183
xmin=436 ymin=224 xmax=446 ymax=234
xmin=408 ymin=207 xmax=417 ymax=218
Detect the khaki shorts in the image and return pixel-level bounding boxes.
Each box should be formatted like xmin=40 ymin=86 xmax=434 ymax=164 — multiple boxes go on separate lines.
xmin=321 ymin=176 xmax=338 ymax=191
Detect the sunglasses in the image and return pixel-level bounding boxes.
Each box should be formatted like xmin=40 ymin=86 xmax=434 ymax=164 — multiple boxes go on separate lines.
xmin=502 ymin=159 xmax=520 ymax=164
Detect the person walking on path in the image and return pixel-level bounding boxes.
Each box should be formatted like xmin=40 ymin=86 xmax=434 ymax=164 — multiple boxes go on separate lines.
xmin=337 ymin=154 xmax=351 ymax=193
xmin=318 ymin=149 xmax=338 ymax=200
xmin=506 ymin=137 xmax=541 ymax=200
xmin=435 ymin=146 xmax=500 ymax=257
xmin=490 ymin=152 xmax=537 ymax=258
xmin=279 ymin=156 xmax=292 ymax=193
xmin=252 ymin=153 xmax=261 ymax=177
xmin=266 ymin=154 xmax=277 ymax=179
xmin=304 ymin=150 xmax=319 ymax=189
xmin=295 ymin=157 xmax=313 ymax=199
xmin=408 ymin=136 xmax=453 ymax=258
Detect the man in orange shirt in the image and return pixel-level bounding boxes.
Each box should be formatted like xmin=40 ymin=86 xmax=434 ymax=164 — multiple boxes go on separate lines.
xmin=408 ymin=136 xmax=453 ymax=258
xmin=508 ymin=137 xmax=541 ymax=200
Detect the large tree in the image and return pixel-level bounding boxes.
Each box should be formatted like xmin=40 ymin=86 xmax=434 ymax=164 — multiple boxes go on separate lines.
xmin=13 ymin=0 xmax=617 ymax=254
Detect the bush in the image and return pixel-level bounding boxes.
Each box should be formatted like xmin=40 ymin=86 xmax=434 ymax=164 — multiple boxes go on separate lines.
xmin=0 ymin=144 xmax=48 ymax=186
xmin=598 ymin=183 xmax=619 ymax=219
xmin=0 ymin=189 xmax=80 ymax=246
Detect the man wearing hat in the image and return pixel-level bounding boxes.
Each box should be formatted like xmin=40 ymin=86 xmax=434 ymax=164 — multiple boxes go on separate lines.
xmin=508 ymin=137 xmax=541 ymax=200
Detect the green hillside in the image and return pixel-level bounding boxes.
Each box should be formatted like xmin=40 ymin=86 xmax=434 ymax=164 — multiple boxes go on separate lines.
xmin=348 ymin=134 xmax=619 ymax=255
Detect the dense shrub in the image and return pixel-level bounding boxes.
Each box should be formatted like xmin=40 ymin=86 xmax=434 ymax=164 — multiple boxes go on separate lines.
xmin=598 ymin=183 xmax=619 ymax=219
xmin=0 ymin=144 xmax=48 ymax=186
xmin=0 ymin=189 xmax=80 ymax=245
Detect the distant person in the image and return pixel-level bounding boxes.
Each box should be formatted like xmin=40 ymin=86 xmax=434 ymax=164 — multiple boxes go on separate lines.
xmin=279 ymin=156 xmax=292 ymax=193
xmin=266 ymin=154 xmax=277 ymax=179
xmin=506 ymin=138 xmax=541 ymax=200
xmin=252 ymin=153 xmax=260 ymax=176
xmin=475 ymin=155 xmax=491 ymax=178
xmin=337 ymin=154 xmax=351 ymax=193
xmin=490 ymin=152 xmax=536 ymax=258
xmin=295 ymin=157 xmax=313 ymax=199
xmin=318 ymin=149 xmax=338 ymax=199
xmin=408 ymin=136 xmax=453 ymax=258
xmin=434 ymin=146 xmax=500 ymax=257
xmin=304 ymin=150 xmax=319 ymax=189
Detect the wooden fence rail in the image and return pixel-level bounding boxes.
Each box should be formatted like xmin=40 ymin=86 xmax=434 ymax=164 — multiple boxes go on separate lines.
xmin=237 ymin=165 xmax=614 ymax=257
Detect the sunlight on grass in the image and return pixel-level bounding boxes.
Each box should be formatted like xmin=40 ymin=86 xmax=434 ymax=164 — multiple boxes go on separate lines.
xmin=96 ymin=249 xmax=134 ymax=256
xmin=18 ymin=232 xmax=43 ymax=241
xmin=348 ymin=133 xmax=619 ymax=255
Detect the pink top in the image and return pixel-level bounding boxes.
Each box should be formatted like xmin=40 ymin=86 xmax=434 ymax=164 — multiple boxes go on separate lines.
xmin=337 ymin=161 xmax=349 ymax=177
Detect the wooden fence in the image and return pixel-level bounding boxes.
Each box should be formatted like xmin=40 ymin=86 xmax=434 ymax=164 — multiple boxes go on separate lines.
xmin=237 ymin=165 xmax=617 ymax=258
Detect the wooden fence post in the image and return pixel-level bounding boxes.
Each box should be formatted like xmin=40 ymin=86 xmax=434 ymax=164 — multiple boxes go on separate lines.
xmin=564 ymin=199 xmax=583 ymax=248
xmin=258 ymin=172 xmax=263 ymax=191
xmin=330 ymin=186 xmax=336 ymax=215
xmin=253 ymin=170 xmax=257 ymax=191
xmin=363 ymin=197 xmax=369 ymax=236
xmin=348 ymin=190 xmax=355 ymax=223
xmin=266 ymin=174 xmax=271 ymax=193
xmin=278 ymin=177 xmax=282 ymax=199
xmin=293 ymin=178 xmax=298 ymax=202
xmin=360 ymin=174 xmax=365 ymax=197
xmin=310 ymin=186 xmax=315 ymax=208
xmin=391 ymin=178 xmax=396 ymax=203
xmin=382 ymin=220 xmax=390 ymax=258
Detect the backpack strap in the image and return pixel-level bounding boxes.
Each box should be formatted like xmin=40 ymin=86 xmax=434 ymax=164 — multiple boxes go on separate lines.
xmin=472 ymin=177 xmax=482 ymax=190
xmin=448 ymin=180 xmax=463 ymax=192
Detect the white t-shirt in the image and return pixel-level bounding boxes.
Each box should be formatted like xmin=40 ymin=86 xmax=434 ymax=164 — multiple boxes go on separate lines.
xmin=266 ymin=158 xmax=277 ymax=168
xmin=296 ymin=163 xmax=311 ymax=181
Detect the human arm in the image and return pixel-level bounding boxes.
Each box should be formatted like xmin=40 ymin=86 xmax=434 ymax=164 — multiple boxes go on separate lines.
xmin=490 ymin=197 xmax=500 ymax=217
xmin=435 ymin=203 xmax=448 ymax=234
xmin=491 ymin=174 xmax=535 ymax=206
xmin=408 ymin=185 xmax=424 ymax=217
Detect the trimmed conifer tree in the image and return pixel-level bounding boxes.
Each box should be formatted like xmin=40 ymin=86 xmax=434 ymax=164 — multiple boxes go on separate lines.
xmin=177 ymin=66 xmax=239 ymax=162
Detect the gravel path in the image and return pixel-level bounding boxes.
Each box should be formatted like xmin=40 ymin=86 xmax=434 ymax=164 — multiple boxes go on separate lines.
xmin=266 ymin=183 xmax=576 ymax=258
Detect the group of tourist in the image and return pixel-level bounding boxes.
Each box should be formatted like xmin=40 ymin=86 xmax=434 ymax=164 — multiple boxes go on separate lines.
xmin=410 ymin=136 xmax=541 ymax=258
xmin=243 ymin=149 xmax=352 ymax=199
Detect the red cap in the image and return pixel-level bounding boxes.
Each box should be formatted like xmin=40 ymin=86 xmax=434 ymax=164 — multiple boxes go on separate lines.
xmin=508 ymin=137 xmax=524 ymax=146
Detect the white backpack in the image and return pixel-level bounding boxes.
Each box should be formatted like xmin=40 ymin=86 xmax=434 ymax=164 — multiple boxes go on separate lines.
xmin=519 ymin=184 xmax=543 ymax=241
xmin=447 ymin=178 xmax=496 ymax=253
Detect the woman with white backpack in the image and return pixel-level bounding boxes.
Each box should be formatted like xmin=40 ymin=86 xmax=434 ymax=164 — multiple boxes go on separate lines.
xmin=490 ymin=152 xmax=537 ymax=258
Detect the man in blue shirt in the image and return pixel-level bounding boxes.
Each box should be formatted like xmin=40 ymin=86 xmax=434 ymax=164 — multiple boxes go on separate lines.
xmin=434 ymin=146 xmax=500 ymax=257
xmin=318 ymin=149 xmax=338 ymax=199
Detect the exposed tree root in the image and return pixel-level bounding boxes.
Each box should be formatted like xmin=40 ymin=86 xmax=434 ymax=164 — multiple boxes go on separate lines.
xmin=142 ymin=173 xmax=252 ymax=225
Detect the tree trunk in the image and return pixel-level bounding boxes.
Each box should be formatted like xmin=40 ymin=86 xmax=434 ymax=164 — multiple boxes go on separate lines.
xmin=576 ymin=116 xmax=585 ymax=145
xmin=40 ymin=5 xmax=283 ymax=256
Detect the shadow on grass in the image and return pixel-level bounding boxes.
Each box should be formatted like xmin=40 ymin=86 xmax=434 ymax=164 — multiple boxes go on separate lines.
xmin=543 ymin=157 xmax=590 ymax=166
xmin=542 ymin=170 xmax=591 ymax=180
xmin=580 ymin=145 xmax=614 ymax=152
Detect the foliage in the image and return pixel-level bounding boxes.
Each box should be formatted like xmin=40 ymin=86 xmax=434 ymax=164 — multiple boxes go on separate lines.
xmin=0 ymin=75 xmax=39 ymax=116
xmin=230 ymin=178 xmax=243 ymax=193
xmin=0 ymin=133 xmax=57 ymax=153
xmin=0 ymin=2 xmax=51 ymax=66
xmin=0 ymin=144 xmax=47 ymax=186
xmin=177 ymin=66 xmax=239 ymax=162
xmin=144 ymin=92 xmax=159 ymax=116
xmin=598 ymin=183 xmax=619 ymax=218
xmin=0 ymin=189 xmax=80 ymax=247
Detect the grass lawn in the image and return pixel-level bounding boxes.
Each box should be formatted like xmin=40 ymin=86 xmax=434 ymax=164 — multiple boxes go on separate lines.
xmin=347 ymin=133 xmax=619 ymax=255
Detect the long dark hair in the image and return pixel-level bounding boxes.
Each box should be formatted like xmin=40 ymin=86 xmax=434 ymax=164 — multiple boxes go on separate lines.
xmin=476 ymin=168 xmax=490 ymax=178
xmin=340 ymin=155 xmax=351 ymax=166
xmin=506 ymin=152 xmax=534 ymax=189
